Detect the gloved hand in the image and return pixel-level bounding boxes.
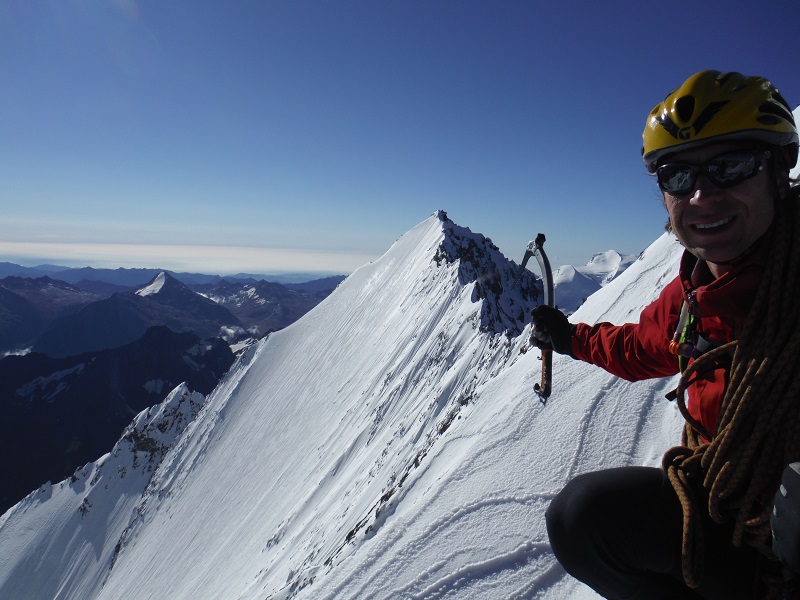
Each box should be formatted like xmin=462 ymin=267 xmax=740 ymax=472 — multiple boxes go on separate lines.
xmin=530 ymin=305 xmax=575 ymax=357
xmin=772 ymin=462 xmax=800 ymax=574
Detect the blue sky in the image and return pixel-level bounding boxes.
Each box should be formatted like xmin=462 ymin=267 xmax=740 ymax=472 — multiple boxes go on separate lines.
xmin=1 ymin=1 xmax=798 ymax=275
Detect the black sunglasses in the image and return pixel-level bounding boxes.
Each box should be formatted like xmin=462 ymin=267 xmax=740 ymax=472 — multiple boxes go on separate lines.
xmin=656 ymin=149 xmax=771 ymax=195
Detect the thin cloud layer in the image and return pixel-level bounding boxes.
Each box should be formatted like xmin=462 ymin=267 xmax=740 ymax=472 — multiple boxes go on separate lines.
xmin=0 ymin=241 xmax=376 ymax=275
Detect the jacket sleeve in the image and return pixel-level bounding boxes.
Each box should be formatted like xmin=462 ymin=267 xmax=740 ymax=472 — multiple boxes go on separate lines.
xmin=570 ymin=277 xmax=683 ymax=382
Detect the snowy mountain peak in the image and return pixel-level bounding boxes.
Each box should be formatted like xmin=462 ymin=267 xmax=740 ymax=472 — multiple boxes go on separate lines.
xmin=136 ymin=271 xmax=167 ymax=296
xmin=131 ymin=271 xmax=241 ymax=330
xmin=135 ymin=271 xmax=171 ymax=297
xmin=432 ymin=214 xmax=540 ymax=334
xmin=135 ymin=271 xmax=209 ymax=301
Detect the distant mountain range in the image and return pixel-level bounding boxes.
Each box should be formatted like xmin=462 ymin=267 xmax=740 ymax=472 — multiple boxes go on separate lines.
xmin=33 ymin=272 xmax=243 ymax=358
xmin=0 ymin=276 xmax=106 ymax=353
xmin=190 ymin=277 xmax=325 ymax=338
xmin=0 ymin=261 xmax=344 ymax=286
xmin=0 ymin=263 xmax=346 ymax=357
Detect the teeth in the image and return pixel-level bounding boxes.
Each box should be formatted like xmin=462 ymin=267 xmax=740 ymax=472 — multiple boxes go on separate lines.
xmin=694 ymin=217 xmax=732 ymax=230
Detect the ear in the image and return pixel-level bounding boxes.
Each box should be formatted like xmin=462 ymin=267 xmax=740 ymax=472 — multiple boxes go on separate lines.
xmin=776 ymin=146 xmax=794 ymax=168
xmin=776 ymin=164 xmax=791 ymax=200
xmin=771 ymin=147 xmax=793 ymax=200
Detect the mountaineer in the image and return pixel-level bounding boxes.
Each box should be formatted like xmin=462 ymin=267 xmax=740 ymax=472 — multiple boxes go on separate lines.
xmin=533 ymin=70 xmax=800 ymax=599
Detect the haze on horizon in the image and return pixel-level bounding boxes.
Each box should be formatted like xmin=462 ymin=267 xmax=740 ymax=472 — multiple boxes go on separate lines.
xmin=0 ymin=240 xmax=376 ymax=276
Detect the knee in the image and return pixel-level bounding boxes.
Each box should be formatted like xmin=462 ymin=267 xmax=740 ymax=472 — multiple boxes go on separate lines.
xmin=547 ymin=468 xmax=646 ymax=573
xmin=546 ymin=473 xmax=605 ymax=563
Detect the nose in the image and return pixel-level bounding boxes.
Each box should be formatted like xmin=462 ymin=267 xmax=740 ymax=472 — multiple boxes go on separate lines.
xmin=687 ymin=174 xmax=722 ymax=205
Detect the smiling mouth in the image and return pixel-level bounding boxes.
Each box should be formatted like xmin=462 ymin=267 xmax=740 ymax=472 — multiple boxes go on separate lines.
xmin=693 ymin=216 xmax=733 ymax=231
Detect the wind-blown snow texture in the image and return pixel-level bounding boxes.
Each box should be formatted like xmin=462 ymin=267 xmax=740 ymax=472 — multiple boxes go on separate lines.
xmin=1 ymin=211 xmax=686 ymax=600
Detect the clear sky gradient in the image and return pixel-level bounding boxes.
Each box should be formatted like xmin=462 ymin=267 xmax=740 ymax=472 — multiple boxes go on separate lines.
xmin=2 ymin=1 xmax=798 ymax=275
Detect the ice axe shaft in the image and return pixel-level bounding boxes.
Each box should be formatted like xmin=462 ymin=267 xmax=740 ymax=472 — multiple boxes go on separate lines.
xmin=518 ymin=233 xmax=554 ymax=402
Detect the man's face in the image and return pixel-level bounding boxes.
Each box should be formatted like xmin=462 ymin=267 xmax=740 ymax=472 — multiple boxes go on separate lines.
xmin=660 ymin=142 xmax=775 ymax=273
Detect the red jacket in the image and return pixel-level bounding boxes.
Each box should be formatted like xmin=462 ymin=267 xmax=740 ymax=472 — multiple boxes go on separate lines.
xmin=570 ymin=249 xmax=765 ymax=437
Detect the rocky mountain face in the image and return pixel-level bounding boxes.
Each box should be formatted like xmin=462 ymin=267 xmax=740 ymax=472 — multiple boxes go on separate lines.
xmin=0 ymin=285 xmax=39 ymax=352
xmin=0 ymin=325 xmax=235 ymax=514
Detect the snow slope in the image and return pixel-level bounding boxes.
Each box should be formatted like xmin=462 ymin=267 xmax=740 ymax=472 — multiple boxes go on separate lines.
xmin=0 ymin=212 xmax=685 ymax=600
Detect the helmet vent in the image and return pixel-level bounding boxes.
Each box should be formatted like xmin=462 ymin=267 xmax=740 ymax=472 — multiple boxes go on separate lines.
xmin=757 ymin=115 xmax=782 ymax=126
xmin=772 ymin=91 xmax=794 ymax=114
xmin=759 ymin=101 xmax=795 ymax=125
xmin=675 ymin=96 xmax=695 ymax=123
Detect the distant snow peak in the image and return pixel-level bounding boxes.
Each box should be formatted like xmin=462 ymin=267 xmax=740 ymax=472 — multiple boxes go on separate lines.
xmin=581 ymin=250 xmax=637 ymax=286
xmin=554 ymin=249 xmax=639 ymax=314
xmin=136 ymin=272 xmax=167 ymax=297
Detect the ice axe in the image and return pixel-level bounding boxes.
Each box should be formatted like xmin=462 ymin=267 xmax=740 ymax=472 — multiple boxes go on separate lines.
xmin=516 ymin=233 xmax=554 ymax=403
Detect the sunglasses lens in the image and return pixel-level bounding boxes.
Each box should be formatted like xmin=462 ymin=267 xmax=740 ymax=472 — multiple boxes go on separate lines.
xmin=705 ymin=152 xmax=757 ymax=187
xmin=657 ymin=151 xmax=761 ymax=195
xmin=657 ymin=165 xmax=695 ymax=194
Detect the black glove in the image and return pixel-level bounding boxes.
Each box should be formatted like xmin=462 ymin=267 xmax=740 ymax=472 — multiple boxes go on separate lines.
xmin=530 ymin=305 xmax=575 ymax=357
xmin=772 ymin=462 xmax=800 ymax=574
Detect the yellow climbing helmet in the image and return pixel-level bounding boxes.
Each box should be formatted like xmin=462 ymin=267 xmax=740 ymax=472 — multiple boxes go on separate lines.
xmin=642 ymin=70 xmax=798 ymax=172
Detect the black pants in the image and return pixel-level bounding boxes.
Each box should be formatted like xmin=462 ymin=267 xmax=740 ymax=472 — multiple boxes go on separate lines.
xmin=545 ymin=466 xmax=760 ymax=599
